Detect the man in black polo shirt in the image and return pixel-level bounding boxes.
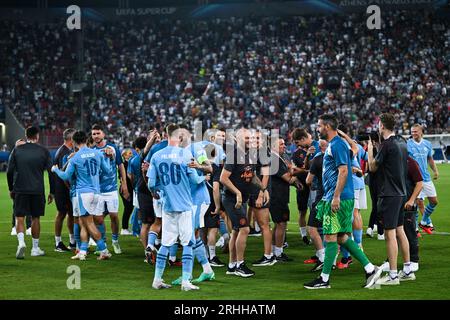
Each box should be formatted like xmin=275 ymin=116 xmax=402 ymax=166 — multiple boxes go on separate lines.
xmin=7 ymin=127 xmax=55 ymax=259
xmin=291 ymin=128 xmax=320 ymax=245
xmin=53 ymin=128 xmax=76 ymax=252
xmin=248 ymin=130 xmax=274 ymax=267
xmin=270 ymin=137 xmax=301 ymax=262
xmin=380 ymin=154 xmax=422 ymax=278
xmin=220 ymin=128 xmax=266 ymax=278
xmin=368 ymin=113 xmax=411 ymax=285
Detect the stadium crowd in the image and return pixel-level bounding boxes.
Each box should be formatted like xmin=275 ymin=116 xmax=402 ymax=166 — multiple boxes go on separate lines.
xmin=0 ymin=11 xmax=448 ymax=148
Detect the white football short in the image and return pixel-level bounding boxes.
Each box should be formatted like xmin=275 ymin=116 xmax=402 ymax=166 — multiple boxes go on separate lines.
xmin=192 ymin=202 xmax=210 ymax=229
xmin=419 ymin=181 xmax=437 ymax=199
xmin=77 ymin=193 xmax=99 ymax=216
xmin=153 ymin=198 xmax=163 ymax=218
xmin=96 ymin=191 xmax=119 ymax=215
xmin=354 ymin=188 xmax=367 ymax=210
xmin=161 ymin=209 xmax=193 ymax=247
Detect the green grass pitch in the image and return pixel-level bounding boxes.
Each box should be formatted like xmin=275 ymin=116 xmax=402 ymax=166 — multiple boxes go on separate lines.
xmin=0 ymin=165 xmax=449 ymax=300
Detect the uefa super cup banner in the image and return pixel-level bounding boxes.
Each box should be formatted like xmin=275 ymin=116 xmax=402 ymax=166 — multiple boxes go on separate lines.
xmin=0 ymin=0 xmax=448 ymax=21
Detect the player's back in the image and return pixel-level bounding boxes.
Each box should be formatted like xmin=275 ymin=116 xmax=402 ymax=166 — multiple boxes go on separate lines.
xmin=151 ymin=146 xmax=195 ymax=212
xmin=72 ymin=147 xmax=105 ymax=194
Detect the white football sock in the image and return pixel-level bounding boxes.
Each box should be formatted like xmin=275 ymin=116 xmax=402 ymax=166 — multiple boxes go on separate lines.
xmin=202 ymin=263 xmax=213 ymax=274
xmin=300 ymin=227 xmax=307 ymax=237
xmin=364 ymin=263 xmax=375 ymax=274
xmin=389 ymin=270 xmax=398 ymax=279
xmin=17 ymin=232 xmax=26 ymax=247
xmin=32 ymin=238 xmax=39 ymax=250
xmin=403 ymin=262 xmax=411 ymax=274
xmin=317 ymin=248 xmax=325 ymax=262
xmin=320 ymin=273 xmax=330 ymax=282
xmin=208 ymin=245 xmax=216 ymax=259
xmin=274 ymin=246 xmax=283 ymax=257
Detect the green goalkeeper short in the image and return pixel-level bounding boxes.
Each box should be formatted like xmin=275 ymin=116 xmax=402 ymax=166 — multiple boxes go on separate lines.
xmin=315 ymin=199 xmax=354 ymax=235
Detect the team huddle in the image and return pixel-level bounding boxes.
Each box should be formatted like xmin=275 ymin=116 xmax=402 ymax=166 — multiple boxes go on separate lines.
xmin=7 ymin=113 xmax=440 ymax=291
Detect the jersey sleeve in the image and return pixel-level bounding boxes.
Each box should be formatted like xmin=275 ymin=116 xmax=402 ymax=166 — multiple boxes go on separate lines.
xmin=359 ymin=145 xmax=368 ymax=161
xmin=332 ymin=141 xmax=349 ymax=167
xmin=7 ymin=149 xmax=16 ymax=191
xmin=127 ymin=157 xmax=134 ymax=175
xmin=144 ymin=149 xmax=153 ymax=163
xmin=128 ymin=157 xmax=140 ymax=176
xmin=187 ymin=165 xmax=206 ymax=185
xmin=114 ymin=145 xmax=123 ymax=166
xmin=54 ymin=158 xmax=76 ymax=181
xmin=147 ymin=157 xmax=158 ymax=190
xmin=212 ymin=164 xmax=222 ymax=183
xmin=194 ymin=145 xmax=208 ymax=164
xmin=53 ymin=149 xmax=60 ymax=166
xmin=427 ymin=141 xmax=433 ymax=158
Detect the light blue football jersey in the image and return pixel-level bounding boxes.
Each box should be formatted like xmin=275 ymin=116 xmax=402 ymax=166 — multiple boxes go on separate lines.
xmin=53 ymin=146 xmax=111 ymax=194
xmin=93 ymin=142 xmax=122 ymax=193
xmin=147 ymin=146 xmax=205 ymax=212
xmin=407 ymin=139 xmax=433 ymax=182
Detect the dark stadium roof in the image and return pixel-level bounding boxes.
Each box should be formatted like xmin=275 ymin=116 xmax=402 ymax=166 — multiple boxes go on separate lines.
xmin=2 ymin=0 xmax=285 ymax=8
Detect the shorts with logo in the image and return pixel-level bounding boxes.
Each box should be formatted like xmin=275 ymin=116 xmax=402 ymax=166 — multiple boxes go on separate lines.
xmin=222 ymin=194 xmax=249 ymax=231
xmin=316 ymin=199 xmax=354 ymax=235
